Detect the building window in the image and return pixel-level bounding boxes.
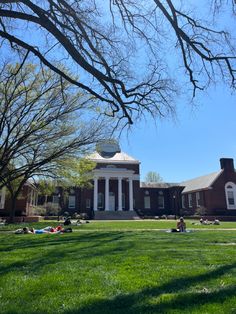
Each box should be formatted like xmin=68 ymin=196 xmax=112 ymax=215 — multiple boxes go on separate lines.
xmin=188 ymin=194 xmax=193 ymax=208
xmin=144 ymin=196 xmax=151 ymax=209
xmin=29 ymin=189 xmax=37 ymax=206
xmin=225 ymin=182 xmax=236 ymax=209
xmin=52 ymin=195 xmax=59 ymax=204
xmin=196 ymin=192 xmax=201 ymax=207
xmin=98 ymin=193 xmax=104 ymax=209
xmin=29 ymin=189 xmax=34 ymax=205
xmin=181 ymin=195 xmax=185 ymax=209
xmin=0 ymin=188 xmax=5 ymax=209
xmin=86 ymin=199 xmax=91 ymax=209
xmin=68 ymin=195 xmax=76 ymax=208
xmin=122 ymin=193 xmax=125 ymax=209
xmin=158 ymin=191 xmax=164 ymax=208
xmin=227 ymin=191 xmax=234 ymax=205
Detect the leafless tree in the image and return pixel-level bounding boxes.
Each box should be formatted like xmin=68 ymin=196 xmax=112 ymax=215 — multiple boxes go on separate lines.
xmin=1 ymin=1 xmax=235 ymax=125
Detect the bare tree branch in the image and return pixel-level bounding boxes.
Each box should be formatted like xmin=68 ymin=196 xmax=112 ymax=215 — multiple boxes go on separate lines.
xmin=0 ymin=0 xmax=235 ymax=124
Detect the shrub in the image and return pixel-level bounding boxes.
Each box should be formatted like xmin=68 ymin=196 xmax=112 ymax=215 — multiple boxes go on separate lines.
xmin=32 ymin=206 xmax=46 ymax=216
xmin=195 ymin=206 xmax=207 ymax=216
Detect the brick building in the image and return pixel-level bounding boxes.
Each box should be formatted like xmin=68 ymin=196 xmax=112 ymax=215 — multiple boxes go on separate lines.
xmin=1 ymin=154 xmax=236 ymax=219
xmin=181 ymin=158 xmax=236 ymax=216
xmin=0 ymin=183 xmax=38 ymax=217
xmin=49 ymin=151 xmax=183 ymax=218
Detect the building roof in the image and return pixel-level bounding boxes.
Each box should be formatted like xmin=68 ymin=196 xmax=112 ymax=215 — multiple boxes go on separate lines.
xmin=140 ymin=182 xmax=179 ymax=189
xmin=181 ymin=170 xmax=223 ymax=193
xmin=89 ymin=151 xmax=140 ymax=164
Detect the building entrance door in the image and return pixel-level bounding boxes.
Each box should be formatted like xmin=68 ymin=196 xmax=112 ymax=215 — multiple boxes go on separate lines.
xmin=109 ymin=192 xmax=115 ymax=211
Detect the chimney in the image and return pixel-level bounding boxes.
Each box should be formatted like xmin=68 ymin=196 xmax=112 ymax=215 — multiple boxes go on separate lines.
xmin=220 ymin=158 xmax=235 ymax=172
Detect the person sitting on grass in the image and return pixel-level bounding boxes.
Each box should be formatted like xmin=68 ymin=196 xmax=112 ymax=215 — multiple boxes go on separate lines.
xmin=177 ymin=217 xmax=186 ymax=232
xmin=170 ymin=217 xmax=186 ymax=233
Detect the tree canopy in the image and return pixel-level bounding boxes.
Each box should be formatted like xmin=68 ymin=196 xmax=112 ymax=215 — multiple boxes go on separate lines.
xmin=0 ymin=63 xmax=110 ymax=205
xmin=0 ymin=1 xmax=235 ymax=127
xmin=145 ymin=171 xmax=163 ymax=183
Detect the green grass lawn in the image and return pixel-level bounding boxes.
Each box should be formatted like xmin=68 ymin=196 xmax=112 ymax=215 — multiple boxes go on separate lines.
xmin=1 ymin=221 xmax=236 ymax=314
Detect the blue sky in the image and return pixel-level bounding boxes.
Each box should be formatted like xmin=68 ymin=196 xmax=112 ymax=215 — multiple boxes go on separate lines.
xmin=1 ymin=1 xmax=235 ymax=184
xmin=117 ymin=1 xmax=236 ymax=183
xmin=120 ymin=84 xmax=236 ymax=183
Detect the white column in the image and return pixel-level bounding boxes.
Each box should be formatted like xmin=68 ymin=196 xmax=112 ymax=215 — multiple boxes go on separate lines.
xmin=93 ymin=177 xmax=98 ymax=211
xmin=129 ymin=178 xmax=134 ymax=211
xmin=118 ymin=177 xmax=122 ymax=211
xmin=105 ymin=177 xmax=110 ymax=211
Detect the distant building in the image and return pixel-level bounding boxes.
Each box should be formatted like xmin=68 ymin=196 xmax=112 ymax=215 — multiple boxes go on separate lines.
xmin=0 ymin=183 xmax=38 ymax=217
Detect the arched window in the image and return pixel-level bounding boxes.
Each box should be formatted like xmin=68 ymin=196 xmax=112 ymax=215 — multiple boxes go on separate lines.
xmin=225 ymin=182 xmax=236 ymax=209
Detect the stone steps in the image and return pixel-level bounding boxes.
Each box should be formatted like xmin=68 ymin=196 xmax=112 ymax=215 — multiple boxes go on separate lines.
xmin=94 ymin=210 xmax=140 ymax=220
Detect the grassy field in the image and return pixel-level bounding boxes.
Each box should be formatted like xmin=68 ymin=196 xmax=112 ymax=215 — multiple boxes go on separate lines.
xmin=1 ymin=220 xmax=236 ymax=314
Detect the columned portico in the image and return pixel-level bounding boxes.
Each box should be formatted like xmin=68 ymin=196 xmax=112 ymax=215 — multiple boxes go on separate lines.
xmin=90 ymin=150 xmax=140 ymax=212
xmin=92 ymin=168 xmax=139 ymax=211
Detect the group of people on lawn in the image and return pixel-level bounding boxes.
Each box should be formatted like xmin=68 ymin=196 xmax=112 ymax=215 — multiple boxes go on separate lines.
xmin=15 ymin=225 xmax=72 ymax=234
xmin=14 ymin=216 xmax=220 ymax=234
xmin=173 ymin=217 xmax=220 ymax=232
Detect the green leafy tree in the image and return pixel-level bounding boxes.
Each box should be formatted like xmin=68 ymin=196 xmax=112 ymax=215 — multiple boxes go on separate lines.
xmin=0 ymin=63 xmax=110 ymax=221
xmin=55 ymin=158 xmax=96 ymax=189
xmin=145 ymin=171 xmax=163 ymax=183
xmin=37 ymin=180 xmax=56 ymax=208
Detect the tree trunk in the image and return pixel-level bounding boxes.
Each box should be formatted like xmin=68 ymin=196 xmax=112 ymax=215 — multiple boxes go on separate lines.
xmin=9 ymin=196 xmax=17 ymax=223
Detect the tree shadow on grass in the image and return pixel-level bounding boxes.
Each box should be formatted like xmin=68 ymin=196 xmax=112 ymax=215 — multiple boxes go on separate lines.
xmin=0 ymin=231 xmax=125 ymax=252
xmin=64 ymin=262 xmax=236 ymax=314
xmin=0 ymin=232 xmax=131 ymax=276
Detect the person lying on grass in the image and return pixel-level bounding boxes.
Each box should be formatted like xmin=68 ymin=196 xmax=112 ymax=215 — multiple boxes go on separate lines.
xmin=14 ymin=226 xmax=72 ymax=234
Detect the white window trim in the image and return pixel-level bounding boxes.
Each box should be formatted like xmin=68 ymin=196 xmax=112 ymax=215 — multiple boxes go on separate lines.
xmin=181 ymin=195 xmax=185 ymax=209
xmin=0 ymin=188 xmax=6 ymax=209
xmin=144 ymin=196 xmax=151 ymax=209
xmin=122 ymin=193 xmax=125 ymax=209
xmin=68 ymin=195 xmax=76 ymax=208
xmin=86 ymin=199 xmax=91 ymax=209
xmin=158 ymin=195 xmax=164 ymax=209
xmin=52 ymin=195 xmax=59 ymax=204
xmin=98 ymin=193 xmax=104 ymax=209
xmin=188 ymin=194 xmax=193 ymax=208
xmin=196 ymin=192 xmax=200 ymax=207
xmin=225 ymin=182 xmax=236 ymax=210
